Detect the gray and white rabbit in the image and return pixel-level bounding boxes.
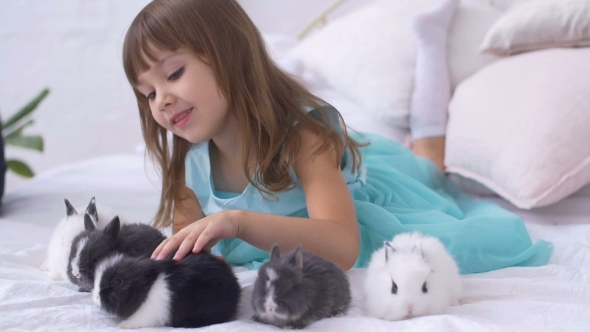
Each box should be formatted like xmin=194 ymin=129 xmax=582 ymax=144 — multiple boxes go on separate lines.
xmin=364 ymin=232 xmax=462 ymax=321
xmin=251 ymin=244 xmax=351 ymax=329
xmin=41 ymin=197 xmax=122 ymax=281
xmin=67 ymin=214 xmax=166 ymax=291
xmin=92 ymin=251 xmax=241 ymax=329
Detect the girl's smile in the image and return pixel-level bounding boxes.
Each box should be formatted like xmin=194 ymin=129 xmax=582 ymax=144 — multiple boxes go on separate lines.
xmin=135 ymin=48 xmax=232 ymax=144
xmin=170 ymin=107 xmax=193 ymax=128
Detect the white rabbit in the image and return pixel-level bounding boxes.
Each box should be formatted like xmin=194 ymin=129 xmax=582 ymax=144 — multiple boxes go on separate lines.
xmin=41 ymin=197 xmax=125 ymax=281
xmin=364 ymin=232 xmax=462 ymax=321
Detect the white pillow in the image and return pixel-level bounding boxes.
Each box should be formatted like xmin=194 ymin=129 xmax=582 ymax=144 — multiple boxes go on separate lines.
xmin=445 ymin=48 xmax=590 ymax=209
xmin=288 ymin=0 xmax=439 ymax=128
xmin=480 ymin=0 xmax=590 ymax=56
xmin=449 ymin=0 xmax=502 ymax=89
xmin=288 ymin=0 xmax=503 ymax=126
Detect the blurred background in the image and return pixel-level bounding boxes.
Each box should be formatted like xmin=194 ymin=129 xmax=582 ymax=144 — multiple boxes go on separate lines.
xmin=0 ymin=0 xmax=509 ymax=190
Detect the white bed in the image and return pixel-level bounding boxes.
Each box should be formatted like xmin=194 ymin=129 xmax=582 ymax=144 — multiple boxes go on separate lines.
xmin=2 ymin=1 xmax=590 ymax=331
xmin=1 ymin=141 xmax=589 ymax=332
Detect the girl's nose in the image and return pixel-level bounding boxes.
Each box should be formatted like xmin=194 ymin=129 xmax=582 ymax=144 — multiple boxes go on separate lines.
xmin=157 ymin=91 xmax=176 ymax=111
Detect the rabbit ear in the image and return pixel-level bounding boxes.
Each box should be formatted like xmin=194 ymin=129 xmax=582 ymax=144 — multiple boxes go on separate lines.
xmin=84 ymin=213 xmax=96 ymax=231
xmin=85 ymin=197 xmax=98 ymax=223
xmin=384 ymin=241 xmax=395 ymax=262
xmin=295 ymin=244 xmax=303 ymax=269
xmin=290 ymin=245 xmax=303 ymax=269
xmin=104 ymin=216 xmax=120 ymax=239
xmin=412 ymin=242 xmax=425 ymax=260
xmin=64 ymin=199 xmax=77 ymax=216
xmin=270 ymin=244 xmax=280 ymax=261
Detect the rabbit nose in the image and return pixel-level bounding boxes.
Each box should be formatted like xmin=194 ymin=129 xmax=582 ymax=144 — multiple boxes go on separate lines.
xmin=407 ymin=304 xmax=414 ymax=314
xmin=265 ymin=303 xmax=277 ymax=312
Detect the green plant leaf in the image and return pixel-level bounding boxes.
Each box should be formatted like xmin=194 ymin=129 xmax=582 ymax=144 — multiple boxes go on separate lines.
xmin=4 ymin=135 xmax=44 ymax=152
xmin=6 ymin=159 xmax=35 ymax=178
xmin=3 ymin=119 xmax=34 ymax=140
xmin=2 ymin=88 xmax=50 ymax=130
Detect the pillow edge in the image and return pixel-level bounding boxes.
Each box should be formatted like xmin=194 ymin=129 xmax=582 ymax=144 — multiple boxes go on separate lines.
xmin=447 ymin=153 xmax=590 ymax=209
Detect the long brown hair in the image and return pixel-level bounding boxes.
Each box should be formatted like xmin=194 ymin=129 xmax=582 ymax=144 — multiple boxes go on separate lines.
xmin=123 ymin=0 xmax=364 ymax=228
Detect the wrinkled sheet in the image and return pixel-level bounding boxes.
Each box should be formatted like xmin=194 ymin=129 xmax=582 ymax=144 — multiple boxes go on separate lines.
xmin=1 ymin=153 xmax=589 ymax=332
xmin=2 ymin=32 xmax=590 ymax=332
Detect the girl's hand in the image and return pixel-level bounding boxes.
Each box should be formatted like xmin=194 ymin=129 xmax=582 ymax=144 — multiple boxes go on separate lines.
xmin=152 ymin=210 xmax=239 ymax=261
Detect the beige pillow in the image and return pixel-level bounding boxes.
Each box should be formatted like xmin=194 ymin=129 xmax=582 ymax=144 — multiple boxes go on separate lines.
xmin=480 ymin=0 xmax=590 ymax=56
xmin=445 ymin=48 xmax=590 ymax=209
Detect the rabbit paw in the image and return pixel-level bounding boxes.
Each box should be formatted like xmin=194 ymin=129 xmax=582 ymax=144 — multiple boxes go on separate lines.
xmin=118 ymin=321 xmax=145 ymax=329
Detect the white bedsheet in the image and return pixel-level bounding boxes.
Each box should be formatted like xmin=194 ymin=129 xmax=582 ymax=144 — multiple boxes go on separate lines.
xmin=1 ymin=152 xmax=589 ymax=332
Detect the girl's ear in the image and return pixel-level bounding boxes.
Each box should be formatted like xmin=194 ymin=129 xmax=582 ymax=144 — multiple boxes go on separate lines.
xmin=104 ymin=216 xmax=121 ymax=240
xmin=270 ymin=244 xmax=280 ymax=261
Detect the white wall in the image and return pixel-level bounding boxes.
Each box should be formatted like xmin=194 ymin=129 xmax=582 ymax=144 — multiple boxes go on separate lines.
xmin=238 ymin=0 xmax=367 ymax=36
xmin=1 ymin=0 xmax=152 ymax=189
xmin=0 ymin=0 xmax=334 ymax=190
xmin=0 ymin=0 xmax=509 ymax=190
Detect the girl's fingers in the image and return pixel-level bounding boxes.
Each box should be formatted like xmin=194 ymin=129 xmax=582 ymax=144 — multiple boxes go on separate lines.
xmin=151 ymin=238 xmax=169 ymax=259
xmin=193 ymin=228 xmax=213 ymax=253
xmin=174 ymin=234 xmax=197 ymax=261
xmin=157 ymin=233 xmax=187 ymax=260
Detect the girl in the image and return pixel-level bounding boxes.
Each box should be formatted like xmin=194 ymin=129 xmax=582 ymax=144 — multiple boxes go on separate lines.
xmin=122 ymin=0 xmax=552 ymax=272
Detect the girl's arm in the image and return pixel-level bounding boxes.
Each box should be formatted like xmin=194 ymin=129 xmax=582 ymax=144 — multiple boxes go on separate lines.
xmin=153 ymin=128 xmax=361 ymax=270
xmin=232 ymin=127 xmax=360 ymax=269
xmin=171 ymin=182 xmax=205 ymax=234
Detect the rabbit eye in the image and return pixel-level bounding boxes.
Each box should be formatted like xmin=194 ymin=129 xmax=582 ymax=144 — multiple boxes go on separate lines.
xmin=91 ymin=258 xmax=97 ymax=264
xmin=112 ymin=279 xmax=123 ymax=286
xmin=422 ymin=282 xmax=428 ymax=293
xmin=391 ymin=279 xmax=398 ymax=294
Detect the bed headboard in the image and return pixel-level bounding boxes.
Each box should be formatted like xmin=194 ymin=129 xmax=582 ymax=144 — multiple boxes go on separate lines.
xmin=297 ymin=0 xmax=496 ymax=40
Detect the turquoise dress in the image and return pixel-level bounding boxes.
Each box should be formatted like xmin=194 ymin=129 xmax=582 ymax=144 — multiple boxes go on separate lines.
xmin=185 ymin=106 xmax=553 ymax=274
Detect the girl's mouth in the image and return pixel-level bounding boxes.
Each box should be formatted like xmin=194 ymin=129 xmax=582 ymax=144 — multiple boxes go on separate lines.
xmin=171 ymin=108 xmax=193 ymax=128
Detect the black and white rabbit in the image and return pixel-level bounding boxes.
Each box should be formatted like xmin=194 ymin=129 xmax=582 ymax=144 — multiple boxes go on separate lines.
xmin=364 ymin=232 xmax=463 ymax=321
xmin=41 ymin=197 xmax=123 ymax=281
xmin=92 ymin=251 xmax=241 ymax=328
xmin=251 ymin=244 xmax=351 ymax=329
xmin=67 ymin=214 xmax=166 ymax=291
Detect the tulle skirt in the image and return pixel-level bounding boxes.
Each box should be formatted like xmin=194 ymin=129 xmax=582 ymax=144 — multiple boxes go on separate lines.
xmin=214 ymin=133 xmax=553 ymax=273
xmin=350 ymin=133 xmax=552 ymax=273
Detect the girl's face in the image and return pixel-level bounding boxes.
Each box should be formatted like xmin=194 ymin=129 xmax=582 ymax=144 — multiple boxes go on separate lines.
xmin=136 ymin=48 xmax=231 ymax=144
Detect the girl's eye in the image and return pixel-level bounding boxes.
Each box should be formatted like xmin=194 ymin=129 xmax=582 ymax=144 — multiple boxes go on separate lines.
xmin=168 ymin=67 xmax=184 ymax=81
xmin=147 ymin=92 xmax=156 ymax=100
